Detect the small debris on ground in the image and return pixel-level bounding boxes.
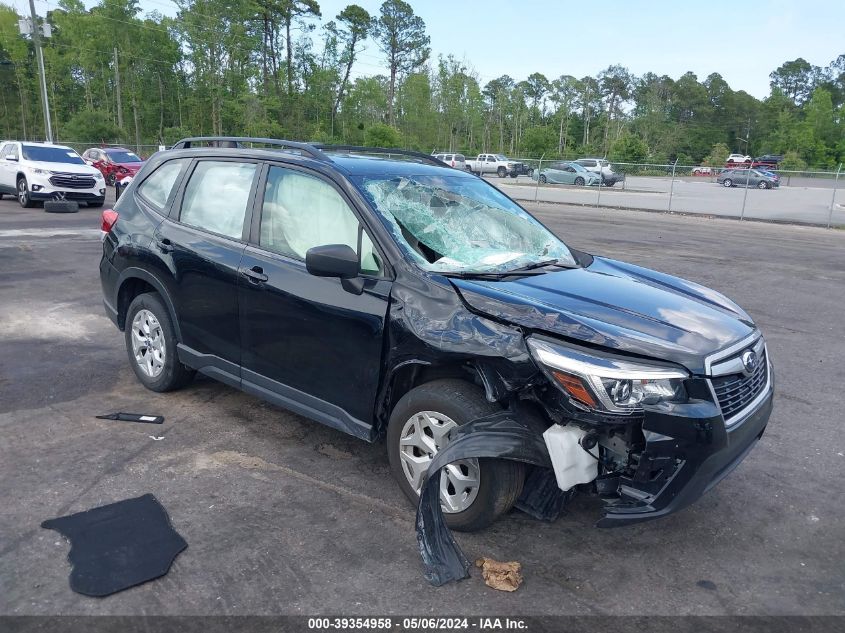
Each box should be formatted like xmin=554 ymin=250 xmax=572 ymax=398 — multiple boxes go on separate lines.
xmin=96 ymin=412 xmax=165 ymax=424
xmin=149 ymin=436 xmax=165 ymax=441
xmin=475 ymin=557 xmax=523 ymax=592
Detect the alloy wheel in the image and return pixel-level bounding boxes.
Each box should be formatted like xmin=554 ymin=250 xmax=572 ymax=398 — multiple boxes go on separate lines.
xmin=398 ymin=411 xmax=480 ymax=513
xmin=18 ymin=180 xmax=27 ymax=205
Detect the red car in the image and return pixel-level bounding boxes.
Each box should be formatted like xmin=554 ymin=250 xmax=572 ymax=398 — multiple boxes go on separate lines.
xmin=82 ymin=147 xmax=145 ymax=186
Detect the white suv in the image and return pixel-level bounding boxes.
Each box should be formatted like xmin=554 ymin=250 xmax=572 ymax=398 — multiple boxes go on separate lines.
xmin=0 ymin=141 xmax=106 ymax=208
xmin=432 ymin=152 xmax=468 ymax=171
xmin=574 ymin=158 xmax=625 ymax=187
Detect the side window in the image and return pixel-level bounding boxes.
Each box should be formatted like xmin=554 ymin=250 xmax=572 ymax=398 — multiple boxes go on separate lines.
xmin=179 ymin=161 xmax=257 ymax=239
xmin=137 ymin=159 xmax=188 ymax=210
xmin=8 ymin=144 xmax=18 ymax=160
xmin=259 ymin=166 xmax=381 ymax=275
xmin=0 ymin=145 xmax=8 ymax=159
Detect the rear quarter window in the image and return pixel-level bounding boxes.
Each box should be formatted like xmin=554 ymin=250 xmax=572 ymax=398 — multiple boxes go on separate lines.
xmin=137 ymin=159 xmax=189 ymax=210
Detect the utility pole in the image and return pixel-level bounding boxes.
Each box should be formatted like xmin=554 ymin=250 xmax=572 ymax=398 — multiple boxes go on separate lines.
xmin=27 ymin=0 xmax=52 ymax=143
xmin=114 ymin=47 xmax=123 ymax=130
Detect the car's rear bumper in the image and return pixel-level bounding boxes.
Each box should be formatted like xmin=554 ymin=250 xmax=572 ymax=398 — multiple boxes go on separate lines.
xmin=597 ymin=383 xmax=773 ymax=527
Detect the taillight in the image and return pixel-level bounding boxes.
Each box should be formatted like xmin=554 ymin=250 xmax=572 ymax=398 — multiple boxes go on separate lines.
xmin=101 ymin=209 xmax=119 ymax=234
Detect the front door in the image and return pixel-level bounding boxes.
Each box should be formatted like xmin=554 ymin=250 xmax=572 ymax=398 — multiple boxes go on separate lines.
xmin=238 ymin=164 xmax=391 ymax=437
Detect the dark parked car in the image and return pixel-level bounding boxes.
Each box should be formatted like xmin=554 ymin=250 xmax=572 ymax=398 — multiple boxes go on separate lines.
xmin=717 ymin=168 xmax=780 ymax=189
xmin=100 ymin=137 xmax=773 ymax=531
xmin=752 ymin=154 xmax=783 ymax=169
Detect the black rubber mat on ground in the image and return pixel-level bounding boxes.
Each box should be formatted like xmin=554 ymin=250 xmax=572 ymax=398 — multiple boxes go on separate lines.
xmin=41 ymin=493 xmax=187 ymax=597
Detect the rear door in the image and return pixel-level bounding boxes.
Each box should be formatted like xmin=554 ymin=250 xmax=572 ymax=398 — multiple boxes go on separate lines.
xmin=154 ymin=158 xmax=261 ymax=373
xmin=237 ymin=163 xmax=391 ymax=437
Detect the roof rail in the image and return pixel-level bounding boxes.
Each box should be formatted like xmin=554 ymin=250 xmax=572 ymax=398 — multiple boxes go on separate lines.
xmin=313 ymin=145 xmax=448 ymax=167
xmin=171 ymin=136 xmax=331 ymax=162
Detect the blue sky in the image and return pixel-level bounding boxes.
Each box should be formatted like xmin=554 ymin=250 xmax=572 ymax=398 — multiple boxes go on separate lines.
xmin=15 ymin=0 xmax=845 ymax=98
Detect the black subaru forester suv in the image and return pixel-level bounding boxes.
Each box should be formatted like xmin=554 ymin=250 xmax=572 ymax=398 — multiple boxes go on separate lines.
xmin=100 ymin=137 xmax=773 ymax=531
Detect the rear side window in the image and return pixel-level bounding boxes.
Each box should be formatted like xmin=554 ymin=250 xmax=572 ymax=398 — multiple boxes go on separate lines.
xmin=179 ymin=161 xmax=257 ymax=240
xmin=260 ymin=166 xmax=381 ymax=274
xmin=455 ymin=154 xmax=465 ymax=162
xmin=138 ymin=159 xmax=188 ymax=209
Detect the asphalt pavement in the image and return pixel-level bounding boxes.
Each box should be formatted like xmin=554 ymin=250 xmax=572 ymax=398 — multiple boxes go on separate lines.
xmin=1 ymin=195 xmax=843 ymax=616
xmin=488 ymin=175 xmax=845 ymax=226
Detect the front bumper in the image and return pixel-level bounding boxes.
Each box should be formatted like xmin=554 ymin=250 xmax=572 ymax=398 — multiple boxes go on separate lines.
xmin=597 ymin=384 xmax=773 ymax=527
xmin=27 ymin=173 xmax=106 ymax=201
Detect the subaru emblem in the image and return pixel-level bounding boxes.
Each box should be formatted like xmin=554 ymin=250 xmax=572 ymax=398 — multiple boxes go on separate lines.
xmin=741 ymin=350 xmax=758 ymax=375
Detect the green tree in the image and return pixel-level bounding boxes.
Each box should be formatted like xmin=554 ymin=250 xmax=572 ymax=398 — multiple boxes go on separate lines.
xmin=521 ymin=126 xmax=555 ymax=156
xmin=703 ymin=142 xmax=731 ymax=168
xmin=610 ymin=135 xmax=648 ymax=163
xmin=331 ymin=5 xmax=371 ymax=121
xmin=364 ymin=122 xmax=400 ymax=147
xmin=62 ymin=109 xmax=124 ymax=142
xmin=372 ymin=0 xmax=429 ymax=127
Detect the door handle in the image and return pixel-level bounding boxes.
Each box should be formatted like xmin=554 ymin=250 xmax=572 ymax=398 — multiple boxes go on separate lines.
xmin=241 ymin=266 xmax=268 ymax=283
xmin=155 ymin=237 xmax=173 ymax=253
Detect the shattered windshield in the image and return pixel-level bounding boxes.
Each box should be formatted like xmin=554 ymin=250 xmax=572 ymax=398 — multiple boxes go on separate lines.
xmin=353 ymin=175 xmax=575 ymax=273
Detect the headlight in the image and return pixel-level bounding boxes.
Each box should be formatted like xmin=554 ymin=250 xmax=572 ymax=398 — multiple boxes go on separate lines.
xmin=32 ymin=168 xmax=50 ymax=176
xmin=95 ymin=172 xmax=105 ymax=180
xmin=526 ymin=337 xmax=688 ymax=414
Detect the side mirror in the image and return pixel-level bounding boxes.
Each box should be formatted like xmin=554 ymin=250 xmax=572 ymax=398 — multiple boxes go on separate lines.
xmin=306 ymin=244 xmax=359 ymax=279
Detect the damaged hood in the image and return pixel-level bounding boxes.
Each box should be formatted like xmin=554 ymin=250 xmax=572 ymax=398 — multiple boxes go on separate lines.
xmin=449 ymin=256 xmax=755 ymax=374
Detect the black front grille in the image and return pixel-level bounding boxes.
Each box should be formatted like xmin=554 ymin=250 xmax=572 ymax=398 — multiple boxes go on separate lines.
xmin=49 ymin=173 xmax=96 ymax=189
xmin=711 ymin=349 xmax=768 ymax=421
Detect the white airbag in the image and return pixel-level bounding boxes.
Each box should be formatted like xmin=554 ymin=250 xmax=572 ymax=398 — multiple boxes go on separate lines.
xmin=542 ymin=424 xmax=598 ymax=492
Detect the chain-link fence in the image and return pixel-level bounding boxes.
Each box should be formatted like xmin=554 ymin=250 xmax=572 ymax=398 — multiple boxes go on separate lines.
xmin=474 ymin=157 xmax=844 ymax=228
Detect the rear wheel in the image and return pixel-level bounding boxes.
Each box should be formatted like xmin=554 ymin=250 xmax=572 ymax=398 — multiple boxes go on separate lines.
xmin=723 ymin=179 xmax=733 ymax=187
xmin=539 ymin=174 xmax=547 ymax=184
xmin=574 ymin=176 xmax=585 ymax=186
xmin=124 ymin=292 xmax=195 ymax=392
xmin=497 ymin=167 xmax=507 ymax=178
xmin=387 ymin=379 xmax=525 ymax=532
xmin=757 ymin=180 xmax=769 ymax=190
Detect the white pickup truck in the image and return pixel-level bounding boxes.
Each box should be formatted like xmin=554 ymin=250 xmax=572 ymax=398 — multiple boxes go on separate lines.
xmin=467 ymin=153 xmax=531 ymax=178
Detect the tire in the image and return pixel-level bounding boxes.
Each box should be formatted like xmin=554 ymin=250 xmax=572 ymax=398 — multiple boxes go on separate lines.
xmin=527 ymin=168 xmax=534 ymax=177
xmin=497 ymin=167 xmax=507 ymax=178
xmin=124 ymin=292 xmax=195 ymax=392
xmin=539 ymin=174 xmax=547 ymax=184
xmin=17 ymin=177 xmax=34 ymax=208
xmin=106 ymin=172 xmax=116 ymax=187
xmin=387 ymin=379 xmax=525 ymax=532
xmin=757 ymin=181 xmax=769 ymax=190
xmin=43 ymin=200 xmax=79 ymax=214
xmin=509 ymin=173 xmax=517 ymax=178
xmin=574 ymin=176 xmax=585 ymax=186
xmin=723 ymin=179 xmax=733 ymax=187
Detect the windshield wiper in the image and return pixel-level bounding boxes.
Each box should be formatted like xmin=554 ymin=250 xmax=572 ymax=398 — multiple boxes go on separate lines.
xmin=505 ymin=258 xmax=576 ymax=273
xmin=441 ymin=259 xmax=578 ymax=280
xmin=441 ymin=269 xmax=551 ymax=280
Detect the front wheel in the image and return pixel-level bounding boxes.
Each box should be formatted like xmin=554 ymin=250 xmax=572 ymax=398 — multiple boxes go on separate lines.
xmin=757 ymin=181 xmax=769 ymax=189
xmin=723 ymin=179 xmax=733 ymax=187
xmin=124 ymin=292 xmax=195 ymax=392
xmin=106 ymin=172 xmax=116 ymax=187
xmin=387 ymin=379 xmax=525 ymax=532
xmin=539 ymin=174 xmax=547 ymax=184
xmin=574 ymin=176 xmax=585 ymax=186
xmin=497 ymin=167 xmax=507 ymax=178
xmin=17 ymin=177 xmax=34 ymax=208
